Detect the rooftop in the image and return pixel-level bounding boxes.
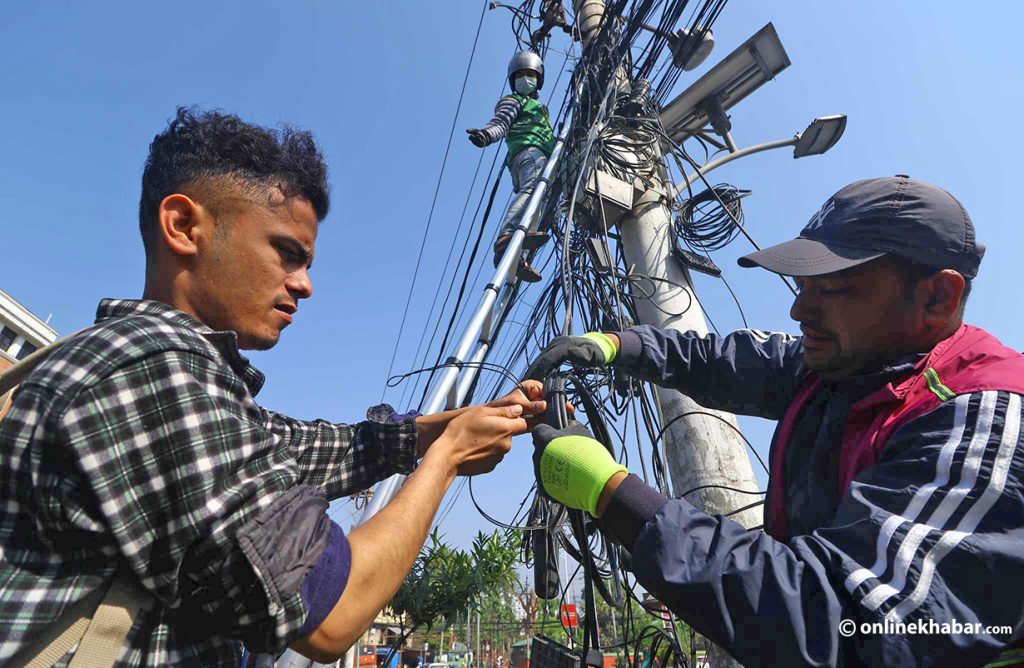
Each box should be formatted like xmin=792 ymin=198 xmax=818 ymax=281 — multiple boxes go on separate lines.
xmin=0 ymin=288 xmax=58 ymax=346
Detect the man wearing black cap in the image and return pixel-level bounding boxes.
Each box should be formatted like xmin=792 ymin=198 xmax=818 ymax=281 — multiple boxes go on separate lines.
xmin=526 ymin=176 xmax=1024 ymax=667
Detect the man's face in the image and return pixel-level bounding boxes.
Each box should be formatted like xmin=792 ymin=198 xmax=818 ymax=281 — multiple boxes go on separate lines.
xmin=191 ymin=192 xmax=317 ymax=350
xmin=789 ymin=258 xmax=924 ymax=378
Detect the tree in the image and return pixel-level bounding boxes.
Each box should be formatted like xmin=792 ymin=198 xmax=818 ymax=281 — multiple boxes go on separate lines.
xmin=387 ymin=529 xmax=522 ymax=665
xmin=511 ymin=576 xmax=539 ymax=638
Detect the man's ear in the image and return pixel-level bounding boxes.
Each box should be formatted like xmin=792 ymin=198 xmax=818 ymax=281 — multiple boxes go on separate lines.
xmin=922 ymin=270 xmax=966 ymax=324
xmin=156 ymin=193 xmax=204 ymax=258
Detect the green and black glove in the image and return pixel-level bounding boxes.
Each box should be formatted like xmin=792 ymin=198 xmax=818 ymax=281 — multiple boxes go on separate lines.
xmin=532 ymin=421 xmax=628 ymax=516
xmin=524 ymin=332 xmax=618 ymax=380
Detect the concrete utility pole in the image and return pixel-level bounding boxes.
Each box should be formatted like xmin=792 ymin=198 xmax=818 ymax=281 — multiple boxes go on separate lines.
xmin=615 ymin=180 xmax=758 ymax=668
xmin=572 ymin=3 xmax=760 ymax=666
xmin=572 ymin=0 xmax=759 ymax=532
xmin=616 ymin=185 xmax=762 ymax=529
xmin=579 ymin=3 xmax=762 ymax=665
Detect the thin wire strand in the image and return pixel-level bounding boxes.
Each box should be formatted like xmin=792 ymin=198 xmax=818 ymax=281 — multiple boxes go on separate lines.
xmin=382 ymin=0 xmax=490 ymax=401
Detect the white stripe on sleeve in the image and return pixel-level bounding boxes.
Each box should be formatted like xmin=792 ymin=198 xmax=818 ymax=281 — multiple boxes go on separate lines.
xmin=859 ymin=391 xmax=998 ymax=611
xmin=886 ymin=392 xmax=1021 ymax=622
xmin=844 ymin=393 xmax=971 ymax=594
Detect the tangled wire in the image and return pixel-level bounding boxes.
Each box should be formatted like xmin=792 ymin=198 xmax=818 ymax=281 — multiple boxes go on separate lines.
xmin=675 ymin=184 xmax=751 ymax=253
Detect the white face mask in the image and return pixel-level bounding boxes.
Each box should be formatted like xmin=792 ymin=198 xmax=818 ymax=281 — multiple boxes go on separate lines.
xmin=515 ymin=75 xmax=538 ymax=95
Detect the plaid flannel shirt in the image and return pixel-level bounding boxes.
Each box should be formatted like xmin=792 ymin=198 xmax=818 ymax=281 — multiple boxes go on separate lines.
xmin=0 ymin=299 xmax=418 ymax=666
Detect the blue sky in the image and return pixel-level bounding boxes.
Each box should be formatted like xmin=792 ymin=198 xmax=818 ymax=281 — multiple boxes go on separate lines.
xmin=2 ymin=2 xmax=1022 ymax=550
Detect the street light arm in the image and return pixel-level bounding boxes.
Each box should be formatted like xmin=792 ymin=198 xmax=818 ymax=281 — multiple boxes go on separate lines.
xmin=670 ymin=135 xmax=799 ymax=199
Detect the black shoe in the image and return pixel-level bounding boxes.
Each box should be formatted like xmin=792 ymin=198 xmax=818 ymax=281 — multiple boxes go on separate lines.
xmin=516 ymin=259 xmax=543 ymax=283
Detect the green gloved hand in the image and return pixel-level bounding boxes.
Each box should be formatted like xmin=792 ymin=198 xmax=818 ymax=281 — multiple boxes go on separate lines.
xmin=532 ymin=421 xmax=628 ymax=516
xmin=524 ymin=332 xmax=618 ymax=381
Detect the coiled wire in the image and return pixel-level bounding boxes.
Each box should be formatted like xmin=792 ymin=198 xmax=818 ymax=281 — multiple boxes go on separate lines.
xmin=675 ymin=184 xmax=751 ymax=252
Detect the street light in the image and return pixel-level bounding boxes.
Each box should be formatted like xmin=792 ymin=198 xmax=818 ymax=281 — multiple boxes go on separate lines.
xmin=793 ymin=114 xmax=847 ymax=157
xmin=653 ymin=22 xmax=846 ymax=198
xmin=659 ymin=23 xmax=791 ymax=146
xmin=670 ymin=114 xmax=847 ymax=198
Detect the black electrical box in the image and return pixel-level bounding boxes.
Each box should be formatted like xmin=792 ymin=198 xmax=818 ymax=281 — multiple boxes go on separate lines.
xmin=530 ymin=636 xmax=580 ymax=668
xmin=672 ymin=246 xmax=722 ymax=278
xmin=585 ymin=237 xmax=616 ymax=274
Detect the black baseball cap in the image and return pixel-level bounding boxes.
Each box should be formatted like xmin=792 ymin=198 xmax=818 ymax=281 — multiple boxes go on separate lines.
xmin=738 ymin=175 xmax=985 ymax=278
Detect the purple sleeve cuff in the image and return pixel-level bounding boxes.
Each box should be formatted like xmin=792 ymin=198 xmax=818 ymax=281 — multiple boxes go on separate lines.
xmin=597 ymin=474 xmax=667 ymax=548
xmin=365 ymin=403 xmax=422 ymax=424
xmin=298 ymin=521 xmax=351 ymax=637
xmin=609 ymin=330 xmax=644 ymax=367
xmin=389 ymin=409 xmax=422 ymax=423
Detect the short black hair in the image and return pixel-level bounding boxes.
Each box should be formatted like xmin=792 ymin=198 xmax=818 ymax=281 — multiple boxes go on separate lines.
xmin=139 ymin=106 xmax=330 ymax=249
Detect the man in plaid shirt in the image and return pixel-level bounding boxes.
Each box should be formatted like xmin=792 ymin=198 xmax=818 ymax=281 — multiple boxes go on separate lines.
xmin=0 ymin=107 xmax=545 ymax=666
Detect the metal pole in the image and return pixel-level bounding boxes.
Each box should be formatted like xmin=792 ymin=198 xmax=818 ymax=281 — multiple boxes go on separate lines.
xmin=720 ymin=130 xmax=738 ymax=154
xmin=454 ymin=341 xmax=490 ymax=405
xmin=670 ymin=136 xmax=797 ymax=198
xmin=359 ymin=124 xmax=569 ymax=522
xmin=560 ymin=550 xmax=571 ymax=605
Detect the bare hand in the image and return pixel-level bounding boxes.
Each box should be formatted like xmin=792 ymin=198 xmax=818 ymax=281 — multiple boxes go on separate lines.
xmin=428 ymin=404 xmax=529 ymax=476
xmin=490 ymin=379 xmax=575 ymax=428
xmin=487 ymin=380 xmax=548 ymax=428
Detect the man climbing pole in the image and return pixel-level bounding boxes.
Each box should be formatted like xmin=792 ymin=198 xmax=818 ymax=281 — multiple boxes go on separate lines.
xmin=466 ymin=51 xmax=555 ymax=283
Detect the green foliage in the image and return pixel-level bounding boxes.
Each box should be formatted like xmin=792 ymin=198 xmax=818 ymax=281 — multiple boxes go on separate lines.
xmin=471 ymin=530 xmax=520 ymax=595
xmin=532 ymin=593 xmax=570 ymax=638
xmin=390 ymin=528 xmax=521 ymax=635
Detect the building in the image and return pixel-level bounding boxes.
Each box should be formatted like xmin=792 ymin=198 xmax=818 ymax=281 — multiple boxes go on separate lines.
xmin=0 ymin=288 xmax=58 ymax=418
xmin=268 ymin=607 xmax=407 ymax=668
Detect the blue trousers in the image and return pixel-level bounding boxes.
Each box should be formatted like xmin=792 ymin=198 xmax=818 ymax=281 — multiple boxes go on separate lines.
xmin=499 ymin=146 xmax=548 ymax=238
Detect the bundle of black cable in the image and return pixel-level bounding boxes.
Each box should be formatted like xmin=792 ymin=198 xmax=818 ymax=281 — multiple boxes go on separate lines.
xmin=535 ymin=373 xmax=621 ymax=668
xmin=675 ymin=184 xmax=752 ymax=253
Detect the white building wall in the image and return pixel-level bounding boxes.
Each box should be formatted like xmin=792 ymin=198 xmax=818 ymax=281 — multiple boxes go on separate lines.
xmin=0 ymin=288 xmax=58 ymax=359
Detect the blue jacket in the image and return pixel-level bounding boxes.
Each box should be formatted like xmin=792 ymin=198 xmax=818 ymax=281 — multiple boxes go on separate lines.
xmin=599 ymin=325 xmax=1024 ymax=667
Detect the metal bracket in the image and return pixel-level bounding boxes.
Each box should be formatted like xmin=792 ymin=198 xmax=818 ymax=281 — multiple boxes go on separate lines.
xmin=444 ymin=355 xmax=462 ymax=410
